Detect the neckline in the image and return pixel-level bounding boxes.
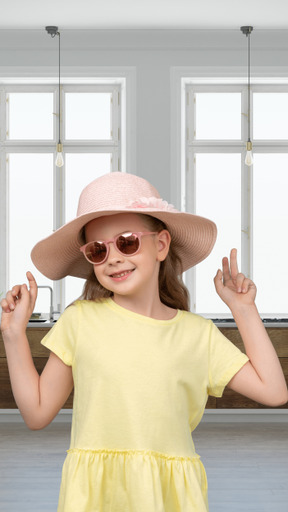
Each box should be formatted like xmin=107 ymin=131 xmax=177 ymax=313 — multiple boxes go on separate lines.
xmin=104 ymin=297 xmax=183 ymax=325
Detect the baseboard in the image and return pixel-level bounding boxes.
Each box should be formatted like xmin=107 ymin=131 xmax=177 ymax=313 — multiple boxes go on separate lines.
xmin=202 ymin=409 xmax=288 ymax=423
xmin=0 ymin=408 xmax=287 ymax=423
xmin=0 ymin=409 xmax=73 ymax=423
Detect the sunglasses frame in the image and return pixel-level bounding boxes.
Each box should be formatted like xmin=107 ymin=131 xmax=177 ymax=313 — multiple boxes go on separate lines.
xmin=80 ymin=231 xmax=158 ymax=265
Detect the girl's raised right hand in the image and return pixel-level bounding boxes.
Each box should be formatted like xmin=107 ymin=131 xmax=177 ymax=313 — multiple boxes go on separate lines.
xmin=0 ymin=271 xmax=38 ymax=335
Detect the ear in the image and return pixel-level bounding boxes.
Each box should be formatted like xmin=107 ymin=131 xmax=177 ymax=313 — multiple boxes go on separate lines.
xmin=156 ymin=230 xmax=171 ymax=262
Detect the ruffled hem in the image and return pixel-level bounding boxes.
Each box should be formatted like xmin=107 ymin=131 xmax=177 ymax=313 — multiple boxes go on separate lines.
xmin=57 ymin=447 xmax=209 ymax=512
xmin=67 ymin=447 xmax=201 ymax=462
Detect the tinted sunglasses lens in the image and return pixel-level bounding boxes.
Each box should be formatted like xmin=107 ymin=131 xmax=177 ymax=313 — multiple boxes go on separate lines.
xmin=86 ymin=242 xmax=107 ymax=263
xmin=116 ymin=233 xmax=140 ymax=255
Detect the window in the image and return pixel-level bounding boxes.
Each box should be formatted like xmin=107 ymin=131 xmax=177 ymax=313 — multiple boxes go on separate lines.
xmin=185 ymin=83 xmax=288 ymax=318
xmin=0 ymin=82 xmax=123 ymax=315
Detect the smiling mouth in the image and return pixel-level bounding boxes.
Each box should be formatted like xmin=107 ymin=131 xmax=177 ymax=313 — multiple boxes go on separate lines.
xmin=110 ymin=269 xmax=135 ymax=278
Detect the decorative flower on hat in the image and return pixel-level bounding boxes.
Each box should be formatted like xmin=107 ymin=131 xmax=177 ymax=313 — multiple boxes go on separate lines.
xmin=127 ymin=196 xmax=177 ymax=212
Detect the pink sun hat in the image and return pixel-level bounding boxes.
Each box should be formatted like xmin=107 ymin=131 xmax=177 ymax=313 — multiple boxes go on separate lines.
xmin=31 ymin=172 xmax=217 ymax=280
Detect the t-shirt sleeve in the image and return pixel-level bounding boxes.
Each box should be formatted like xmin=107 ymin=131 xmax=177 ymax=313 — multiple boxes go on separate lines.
xmin=207 ymin=319 xmax=249 ymax=398
xmin=41 ymin=303 xmax=79 ymax=366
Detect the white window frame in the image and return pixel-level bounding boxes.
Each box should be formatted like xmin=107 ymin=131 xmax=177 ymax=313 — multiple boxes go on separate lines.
xmin=182 ymin=79 xmax=288 ymax=319
xmin=0 ymin=80 xmax=124 ymax=313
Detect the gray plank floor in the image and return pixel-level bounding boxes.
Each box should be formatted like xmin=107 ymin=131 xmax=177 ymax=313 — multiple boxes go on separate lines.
xmin=0 ymin=421 xmax=287 ymax=511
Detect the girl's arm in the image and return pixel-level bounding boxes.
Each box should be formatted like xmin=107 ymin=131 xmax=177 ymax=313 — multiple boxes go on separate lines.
xmin=1 ymin=272 xmax=73 ymax=430
xmin=214 ymin=249 xmax=288 ymax=407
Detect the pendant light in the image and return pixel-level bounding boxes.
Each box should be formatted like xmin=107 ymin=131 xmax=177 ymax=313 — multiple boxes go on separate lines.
xmin=45 ymin=26 xmax=64 ymax=167
xmin=241 ymin=26 xmax=254 ymax=166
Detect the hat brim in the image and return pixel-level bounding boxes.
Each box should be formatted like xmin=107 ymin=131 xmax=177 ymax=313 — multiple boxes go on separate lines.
xmin=31 ymin=208 xmax=217 ymax=280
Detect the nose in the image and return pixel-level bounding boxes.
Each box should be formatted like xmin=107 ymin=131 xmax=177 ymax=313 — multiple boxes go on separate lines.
xmin=106 ymin=241 xmax=124 ymax=265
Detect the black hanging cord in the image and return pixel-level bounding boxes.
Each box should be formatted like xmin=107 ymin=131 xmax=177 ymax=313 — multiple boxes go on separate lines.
xmin=247 ymin=30 xmax=251 ymax=142
xmin=58 ymin=30 xmax=61 ymax=145
xmin=240 ymin=26 xmax=253 ymax=144
xmin=45 ymin=26 xmax=61 ymax=145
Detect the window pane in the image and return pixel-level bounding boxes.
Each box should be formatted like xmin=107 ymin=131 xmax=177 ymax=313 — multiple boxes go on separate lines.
xmin=195 ymin=93 xmax=241 ymax=140
xmin=195 ymin=154 xmax=241 ymax=314
xmin=253 ymin=93 xmax=288 ymax=140
xmin=64 ymin=154 xmax=111 ymax=306
xmin=8 ymin=93 xmax=54 ymax=140
xmin=8 ymin=154 xmax=53 ymax=315
xmin=65 ymin=93 xmax=112 ymax=140
xmin=253 ymin=154 xmax=288 ymax=314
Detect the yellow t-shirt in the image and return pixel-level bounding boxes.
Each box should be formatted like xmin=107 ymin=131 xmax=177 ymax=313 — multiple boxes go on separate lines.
xmin=41 ymin=298 xmax=249 ymax=512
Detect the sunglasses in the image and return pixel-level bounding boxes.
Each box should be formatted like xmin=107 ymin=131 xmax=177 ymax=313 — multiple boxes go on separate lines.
xmin=80 ymin=231 xmax=158 ymax=265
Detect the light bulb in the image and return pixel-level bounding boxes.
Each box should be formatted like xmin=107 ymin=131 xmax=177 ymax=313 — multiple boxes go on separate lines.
xmin=245 ymin=140 xmax=253 ymax=166
xmin=245 ymin=150 xmax=253 ymax=166
xmin=56 ymin=151 xmax=64 ymax=167
xmin=56 ymin=143 xmax=64 ymax=167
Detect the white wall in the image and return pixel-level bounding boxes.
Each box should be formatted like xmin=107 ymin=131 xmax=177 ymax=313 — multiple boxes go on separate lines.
xmin=1 ymin=29 xmax=288 ymax=200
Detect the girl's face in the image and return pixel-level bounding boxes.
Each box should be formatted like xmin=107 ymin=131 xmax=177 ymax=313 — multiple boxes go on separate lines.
xmin=84 ymin=213 xmax=170 ymax=303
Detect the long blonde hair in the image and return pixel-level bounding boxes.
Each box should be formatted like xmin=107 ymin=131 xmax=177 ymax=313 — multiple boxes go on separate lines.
xmin=80 ymin=214 xmax=190 ymax=311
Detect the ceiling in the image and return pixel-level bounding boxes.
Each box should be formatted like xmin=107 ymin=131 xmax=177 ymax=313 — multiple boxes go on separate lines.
xmin=1 ymin=0 xmax=288 ymax=29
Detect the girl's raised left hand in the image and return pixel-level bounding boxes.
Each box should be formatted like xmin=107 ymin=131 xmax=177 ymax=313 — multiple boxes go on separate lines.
xmin=214 ymin=248 xmax=257 ymax=310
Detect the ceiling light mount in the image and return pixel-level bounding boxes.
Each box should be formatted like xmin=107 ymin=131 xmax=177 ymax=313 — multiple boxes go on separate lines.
xmin=240 ymin=26 xmax=253 ymax=37
xmin=45 ymin=26 xmax=59 ymax=38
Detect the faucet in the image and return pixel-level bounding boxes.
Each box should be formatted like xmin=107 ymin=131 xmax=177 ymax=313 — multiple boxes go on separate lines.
xmin=38 ymin=286 xmax=55 ymax=322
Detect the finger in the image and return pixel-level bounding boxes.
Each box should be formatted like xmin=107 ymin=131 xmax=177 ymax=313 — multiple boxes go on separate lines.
xmin=214 ymin=269 xmax=224 ymax=294
xmin=235 ymin=273 xmax=246 ymax=293
xmin=5 ymin=289 xmax=21 ymax=311
xmin=26 ymin=271 xmax=38 ymax=303
xmin=230 ymin=248 xmax=239 ymax=280
xmin=17 ymin=283 xmax=32 ymax=308
xmin=1 ymin=298 xmax=13 ymax=314
xmin=26 ymin=271 xmax=37 ymax=288
xmin=222 ymin=257 xmax=231 ymax=283
xmin=11 ymin=285 xmax=22 ymax=299
xmin=241 ymin=278 xmax=256 ymax=294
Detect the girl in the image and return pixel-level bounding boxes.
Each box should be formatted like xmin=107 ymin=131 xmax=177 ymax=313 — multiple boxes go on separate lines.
xmin=1 ymin=172 xmax=287 ymax=512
